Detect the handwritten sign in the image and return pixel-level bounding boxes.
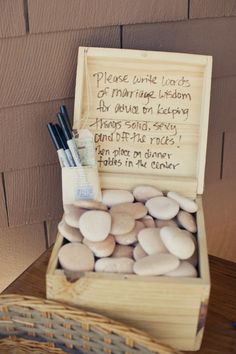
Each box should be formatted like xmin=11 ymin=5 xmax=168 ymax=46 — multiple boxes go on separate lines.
xmin=77 ymin=56 xmax=204 ymax=178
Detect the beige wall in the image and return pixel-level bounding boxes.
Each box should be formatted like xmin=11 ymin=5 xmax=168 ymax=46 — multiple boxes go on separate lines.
xmin=0 ymin=0 xmax=235 ymax=290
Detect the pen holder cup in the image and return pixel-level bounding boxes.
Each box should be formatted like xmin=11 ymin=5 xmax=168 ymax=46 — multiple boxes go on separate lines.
xmin=62 ymin=166 xmax=102 ymax=208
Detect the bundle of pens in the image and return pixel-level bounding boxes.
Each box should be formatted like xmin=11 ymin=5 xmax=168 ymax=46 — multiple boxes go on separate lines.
xmin=47 ymin=105 xmax=102 ymax=204
xmin=47 ymin=105 xmax=81 ymax=168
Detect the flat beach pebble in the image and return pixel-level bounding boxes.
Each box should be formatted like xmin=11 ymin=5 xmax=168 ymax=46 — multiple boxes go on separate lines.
xmin=112 ymin=245 xmax=134 ymax=258
xmin=133 ymin=244 xmax=147 ymax=261
xmin=95 ymin=257 xmax=134 ymax=274
xmin=115 ymin=221 xmax=145 ymax=245
xmin=58 ymin=220 xmax=83 ymax=242
xmin=138 ymin=228 xmax=167 ymax=255
xmin=110 ymin=202 xmax=147 ymax=219
xmin=133 ymin=185 xmax=163 ymax=202
xmin=58 ymin=243 xmax=94 ymax=272
xmin=160 ymin=226 xmax=195 ymax=260
xmin=73 ymin=199 xmax=107 ymax=211
xmin=102 ymin=189 xmax=134 ymax=207
xmin=110 ymin=212 xmax=135 ymax=235
xmin=79 ymin=210 xmax=111 ymax=242
xmin=134 ymin=253 xmax=180 ymax=276
xmin=165 ymin=261 xmax=197 ymax=277
xmin=167 ymin=191 xmax=198 ymax=213
xmin=83 ymin=235 xmax=115 ymax=258
xmin=177 ymin=210 xmax=197 ymax=233
xmin=64 ymin=208 xmax=86 ymax=228
xmin=146 ymin=196 xmax=179 ymax=220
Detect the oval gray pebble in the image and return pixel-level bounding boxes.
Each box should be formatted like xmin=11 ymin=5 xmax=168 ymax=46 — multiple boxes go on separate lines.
xmin=110 ymin=202 xmax=148 ymax=219
xmin=83 ymin=235 xmax=115 ymax=258
xmin=79 ymin=210 xmax=111 ymax=242
xmin=58 ymin=243 xmax=94 ymax=272
xmin=177 ymin=210 xmax=197 ymax=233
xmin=95 ymin=257 xmax=134 ymax=274
xmin=165 ymin=261 xmax=197 ymax=277
xmin=110 ymin=212 xmax=135 ymax=235
xmin=133 ymin=185 xmax=163 ymax=202
xmin=134 ymin=253 xmax=180 ymax=276
xmin=138 ymin=228 xmax=167 ymax=255
xmin=58 ymin=220 xmax=83 ymax=242
xmin=102 ymin=189 xmax=134 ymax=207
xmin=167 ymin=191 xmax=198 ymax=213
xmin=146 ymin=196 xmax=179 ymax=220
xmin=160 ymin=226 xmax=195 ymax=260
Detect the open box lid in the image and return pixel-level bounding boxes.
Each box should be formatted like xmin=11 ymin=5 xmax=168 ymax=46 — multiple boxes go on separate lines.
xmin=74 ymin=47 xmax=212 ymax=199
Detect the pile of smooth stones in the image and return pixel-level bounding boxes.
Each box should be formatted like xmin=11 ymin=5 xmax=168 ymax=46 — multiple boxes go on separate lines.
xmin=58 ymin=186 xmax=199 ymax=279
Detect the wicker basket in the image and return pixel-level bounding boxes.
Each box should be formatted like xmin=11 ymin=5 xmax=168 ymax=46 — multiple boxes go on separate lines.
xmin=0 ymin=295 xmax=182 ymax=354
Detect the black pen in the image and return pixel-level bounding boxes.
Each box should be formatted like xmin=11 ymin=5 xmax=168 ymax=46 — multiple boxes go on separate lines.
xmin=47 ymin=123 xmax=70 ymax=168
xmin=59 ymin=105 xmax=73 ymax=132
xmin=54 ymin=124 xmax=76 ymax=167
xmin=57 ymin=112 xmax=82 ymax=166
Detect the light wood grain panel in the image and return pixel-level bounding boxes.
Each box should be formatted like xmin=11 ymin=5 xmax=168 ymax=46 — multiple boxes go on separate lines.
xmin=0 ymin=98 xmax=74 ymax=171
xmin=0 ymin=175 xmax=8 ymax=228
xmin=28 ymin=0 xmax=188 ymax=33
xmin=190 ymin=0 xmax=236 ymax=19
xmin=74 ymin=47 xmax=212 ymax=197
xmin=0 ymin=27 xmax=120 ymax=108
xmin=123 ymin=17 xmax=236 ymax=78
xmin=0 ymin=223 xmax=46 ymax=292
xmin=0 ymin=0 xmax=26 ymax=38
xmin=4 ymin=165 xmax=63 ymax=226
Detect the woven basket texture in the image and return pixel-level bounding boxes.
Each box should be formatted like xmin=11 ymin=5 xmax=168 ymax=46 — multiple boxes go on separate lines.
xmin=0 ymin=295 xmax=182 ymax=354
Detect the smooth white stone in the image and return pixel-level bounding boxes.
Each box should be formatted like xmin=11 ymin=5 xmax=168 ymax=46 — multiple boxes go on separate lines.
xmin=64 ymin=208 xmax=86 ymax=228
xmin=115 ymin=221 xmax=145 ymax=245
xmin=102 ymin=189 xmax=134 ymax=207
xmin=165 ymin=261 xmax=198 ymax=277
xmin=160 ymin=226 xmax=195 ymax=260
xmin=95 ymin=257 xmax=134 ymax=273
xmin=58 ymin=220 xmax=83 ymax=242
xmin=167 ymin=191 xmax=198 ymax=213
xmin=58 ymin=243 xmax=94 ymax=272
xmin=133 ymin=185 xmax=163 ymax=202
xmin=140 ymin=215 xmax=155 ymax=228
xmin=110 ymin=202 xmax=148 ymax=219
xmin=134 ymin=253 xmax=180 ymax=276
xmin=83 ymin=235 xmax=115 ymax=258
xmin=138 ymin=228 xmax=168 ymax=255
xmin=146 ymin=196 xmax=179 ymax=220
xmin=177 ymin=210 xmax=197 ymax=233
xmin=112 ymin=245 xmax=134 ymax=258
xmin=133 ymin=244 xmax=147 ymax=261
xmin=155 ymin=219 xmax=178 ymax=228
xmin=79 ymin=210 xmax=111 ymax=241
xmin=110 ymin=212 xmax=135 ymax=235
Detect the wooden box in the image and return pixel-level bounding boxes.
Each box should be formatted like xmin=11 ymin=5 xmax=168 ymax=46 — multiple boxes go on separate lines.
xmin=47 ymin=47 xmax=212 ymax=351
